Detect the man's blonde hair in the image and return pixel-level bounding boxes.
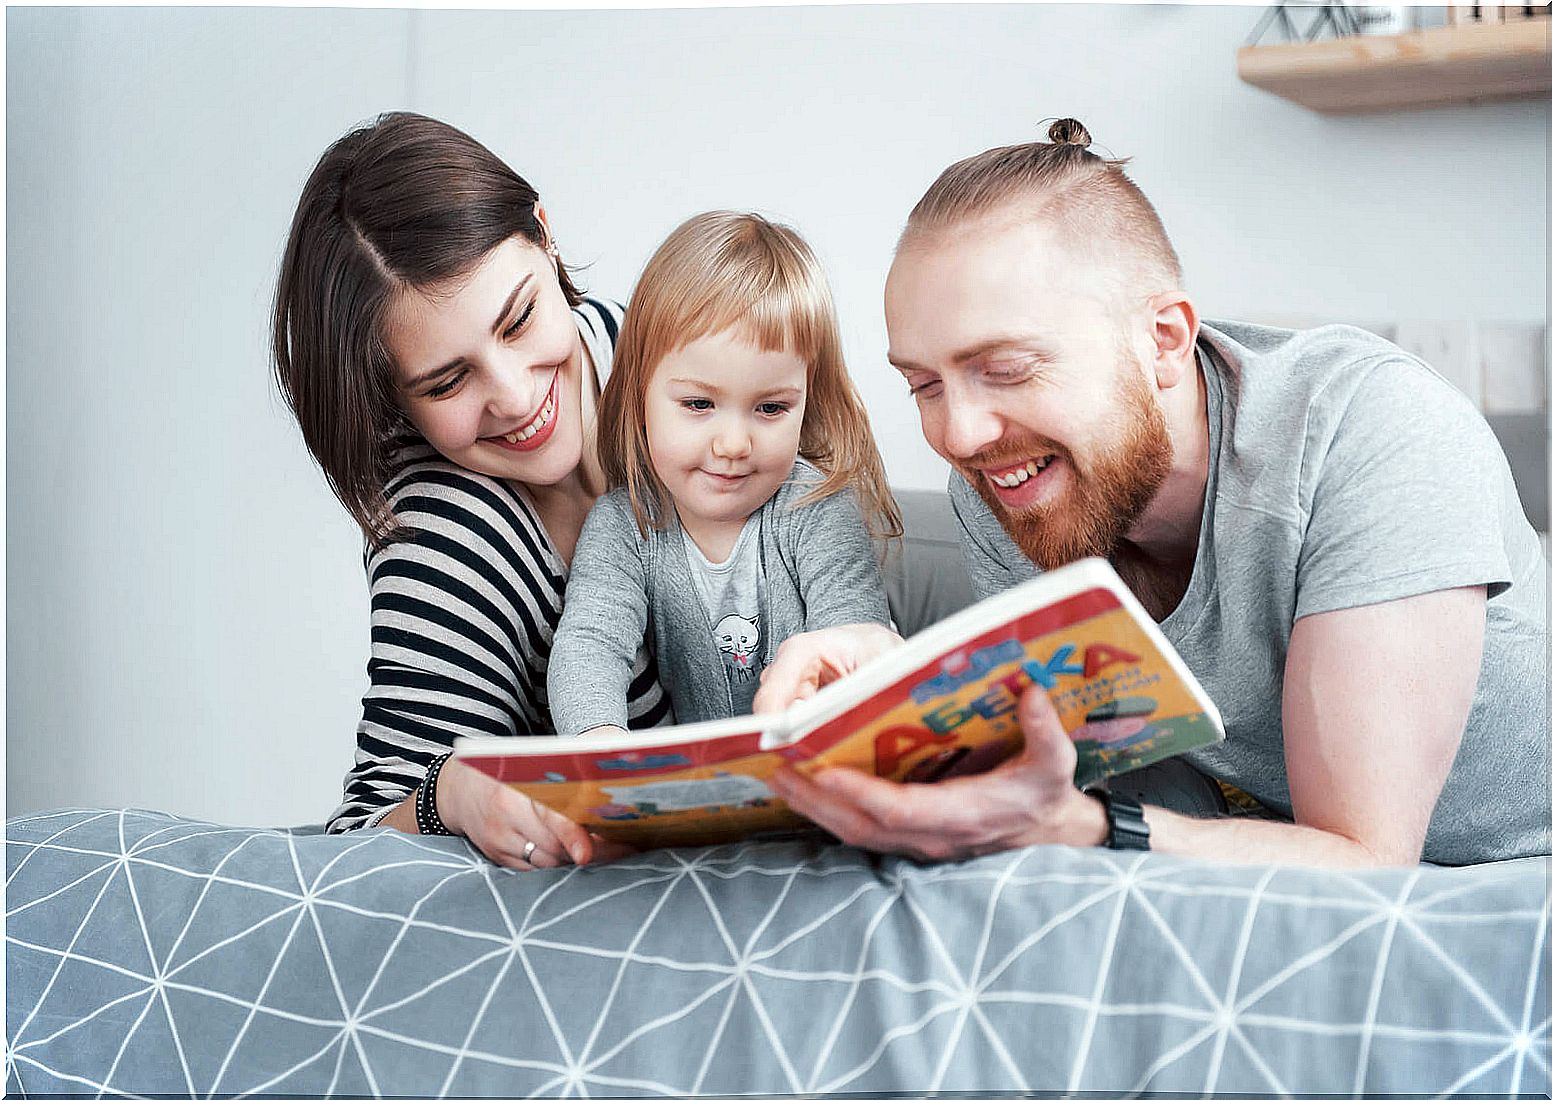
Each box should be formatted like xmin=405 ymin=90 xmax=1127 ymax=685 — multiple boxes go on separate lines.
xmin=902 ymin=118 xmax=1182 ymax=308
xmin=600 ymin=211 xmax=901 ymax=540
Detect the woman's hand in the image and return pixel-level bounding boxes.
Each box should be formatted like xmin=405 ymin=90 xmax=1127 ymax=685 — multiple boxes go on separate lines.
xmin=434 ymin=757 xmax=636 ymax=870
xmin=753 ymin=623 xmax=905 ymax=713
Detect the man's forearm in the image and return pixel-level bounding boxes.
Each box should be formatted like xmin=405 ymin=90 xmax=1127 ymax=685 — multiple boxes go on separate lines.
xmin=1147 ymin=805 xmax=1411 ymax=868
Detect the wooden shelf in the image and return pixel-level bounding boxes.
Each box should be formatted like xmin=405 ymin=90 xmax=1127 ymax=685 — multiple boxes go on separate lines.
xmin=1238 ymin=20 xmax=1551 ymax=113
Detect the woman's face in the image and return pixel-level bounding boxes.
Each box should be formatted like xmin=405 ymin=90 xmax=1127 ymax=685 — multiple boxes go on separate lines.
xmin=385 ymin=235 xmax=587 ymax=487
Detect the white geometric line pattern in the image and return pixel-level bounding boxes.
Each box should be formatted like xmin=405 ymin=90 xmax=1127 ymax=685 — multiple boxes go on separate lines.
xmin=7 ymin=808 xmax=1548 ymax=1097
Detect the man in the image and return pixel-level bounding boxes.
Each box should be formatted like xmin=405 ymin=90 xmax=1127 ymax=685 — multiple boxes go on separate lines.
xmin=758 ymin=120 xmax=1548 ymax=867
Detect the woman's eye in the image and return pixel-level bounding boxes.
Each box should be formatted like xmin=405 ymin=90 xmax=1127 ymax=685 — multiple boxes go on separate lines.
xmin=502 ymin=300 xmax=536 ymax=340
xmin=426 ymin=371 xmax=468 ymax=399
xmin=908 ymin=379 xmax=941 ymax=398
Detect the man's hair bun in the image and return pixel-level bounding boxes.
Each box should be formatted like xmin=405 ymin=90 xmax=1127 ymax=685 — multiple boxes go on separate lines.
xmin=1046 ymin=118 xmax=1093 ymax=149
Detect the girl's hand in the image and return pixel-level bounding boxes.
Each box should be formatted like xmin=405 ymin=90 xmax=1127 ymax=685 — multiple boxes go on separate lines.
xmin=577 ymin=724 xmax=629 ymax=738
xmin=753 ymin=623 xmax=904 ymax=713
xmin=434 ymin=756 xmax=609 ymax=870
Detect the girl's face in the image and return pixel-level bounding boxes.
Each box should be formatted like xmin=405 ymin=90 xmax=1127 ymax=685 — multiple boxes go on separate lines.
xmin=385 ymin=235 xmax=587 ymax=488
xmin=643 ymin=328 xmax=808 ymax=554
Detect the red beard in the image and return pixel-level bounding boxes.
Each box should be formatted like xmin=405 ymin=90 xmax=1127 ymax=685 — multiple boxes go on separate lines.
xmin=960 ymin=369 xmax=1173 ymax=571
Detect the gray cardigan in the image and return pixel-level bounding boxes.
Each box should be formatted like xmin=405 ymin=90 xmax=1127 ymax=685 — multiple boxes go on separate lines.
xmin=548 ymin=460 xmax=891 ymax=735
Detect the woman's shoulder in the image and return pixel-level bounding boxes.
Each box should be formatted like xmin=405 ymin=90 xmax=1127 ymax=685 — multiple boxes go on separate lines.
xmin=377 ymin=441 xmax=554 ymax=568
xmin=572 ymin=295 xmax=624 ymax=389
xmin=383 ymin=438 xmax=507 ymax=507
xmin=572 ymin=295 xmax=625 ymax=360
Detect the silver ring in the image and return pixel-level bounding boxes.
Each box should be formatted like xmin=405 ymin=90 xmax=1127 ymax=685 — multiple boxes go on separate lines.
xmin=522 ymin=840 xmax=537 ymax=862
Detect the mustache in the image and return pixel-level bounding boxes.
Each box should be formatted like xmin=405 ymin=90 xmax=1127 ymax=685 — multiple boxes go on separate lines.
xmin=952 ymin=434 xmax=1071 ymax=472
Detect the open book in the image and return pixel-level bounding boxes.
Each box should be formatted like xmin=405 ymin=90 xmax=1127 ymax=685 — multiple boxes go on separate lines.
xmin=455 ymin=557 xmax=1224 ymax=849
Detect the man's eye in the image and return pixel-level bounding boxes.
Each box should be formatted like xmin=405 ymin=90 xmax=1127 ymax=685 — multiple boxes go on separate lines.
xmin=502 ymin=300 xmax=536 ymax=340
xmin=984 ymin=362 xmax=1043 ymax=384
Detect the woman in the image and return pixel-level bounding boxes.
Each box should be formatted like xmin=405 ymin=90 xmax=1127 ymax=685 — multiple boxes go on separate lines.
xmin=272 ymin=112 xmax=671 ymax=869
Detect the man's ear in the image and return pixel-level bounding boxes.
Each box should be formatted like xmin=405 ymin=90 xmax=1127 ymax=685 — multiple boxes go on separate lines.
xmin=1147 ymin=291 xmax=1200 ymax=390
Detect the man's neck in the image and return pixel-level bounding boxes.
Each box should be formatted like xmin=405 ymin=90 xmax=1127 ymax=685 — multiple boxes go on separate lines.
xmin=1115 ymin=356 xmax=1212 ymax=619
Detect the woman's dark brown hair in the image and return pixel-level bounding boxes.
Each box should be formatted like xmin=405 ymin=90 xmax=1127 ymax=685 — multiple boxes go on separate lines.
xmin=271 ymin=111 xmax=581 ymax=545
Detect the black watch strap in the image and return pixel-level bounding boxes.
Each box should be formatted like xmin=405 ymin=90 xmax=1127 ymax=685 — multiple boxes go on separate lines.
xmin=1089 ymin=787 xmax=1151 ymax=851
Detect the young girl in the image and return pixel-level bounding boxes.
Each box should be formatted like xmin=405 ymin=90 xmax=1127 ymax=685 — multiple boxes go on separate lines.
xmin=547 ymin=211 xmax=900 ymax=736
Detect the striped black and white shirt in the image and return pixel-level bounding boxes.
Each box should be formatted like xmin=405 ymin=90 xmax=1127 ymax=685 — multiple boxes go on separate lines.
xmin=326 ymin=297 xmax=672 ymax=833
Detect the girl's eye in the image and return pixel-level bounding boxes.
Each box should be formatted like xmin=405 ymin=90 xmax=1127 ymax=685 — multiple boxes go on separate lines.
xmin=426 ymin=370 xmax=468 ymax=399
xmin=502 ymin=300 xmax=536 ymax=340
xmin=756 ymin=402 xmax=789 ymax=416
xmin=682 ymin=398 xmax=713 ymax=411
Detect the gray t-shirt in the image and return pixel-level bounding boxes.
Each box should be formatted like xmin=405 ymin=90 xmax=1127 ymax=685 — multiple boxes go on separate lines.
xmin=950 ymin=320 xmax=1549 ymax=864
xmin=682 ymin=517 xmax=767 ymax=715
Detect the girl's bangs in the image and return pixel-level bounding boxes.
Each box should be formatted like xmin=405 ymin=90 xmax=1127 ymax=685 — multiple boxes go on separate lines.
xmin=669 ymin=269 xmax=829 ymax=369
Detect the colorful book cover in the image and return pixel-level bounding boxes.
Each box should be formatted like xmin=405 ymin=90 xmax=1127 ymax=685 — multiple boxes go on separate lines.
xmin=456 ymin=558 xmax=1224 ymax=849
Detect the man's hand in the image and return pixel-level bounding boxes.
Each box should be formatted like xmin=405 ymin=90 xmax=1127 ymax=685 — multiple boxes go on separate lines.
xmin=767 ymin=685 xmax=1107 ymax=861
xmin=753 ymin=623 xmax=905 ymax=713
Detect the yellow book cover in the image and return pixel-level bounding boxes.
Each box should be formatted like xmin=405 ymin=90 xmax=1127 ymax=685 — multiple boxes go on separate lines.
xmin=456 ymin=558 xmax=1224 ymax=849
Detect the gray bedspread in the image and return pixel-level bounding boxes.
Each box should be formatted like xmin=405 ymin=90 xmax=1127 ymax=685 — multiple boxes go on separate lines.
xmin=7 ymin=808 xmax=1548 ymax=1096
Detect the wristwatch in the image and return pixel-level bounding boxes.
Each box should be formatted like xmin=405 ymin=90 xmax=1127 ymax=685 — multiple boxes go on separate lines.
xmin=1088 ymin=787 xmax=1151 ymax=851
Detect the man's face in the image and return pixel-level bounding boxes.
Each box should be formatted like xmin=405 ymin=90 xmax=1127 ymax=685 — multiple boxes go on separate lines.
xmin=884 ymin=216 xmax=1173 ymax=570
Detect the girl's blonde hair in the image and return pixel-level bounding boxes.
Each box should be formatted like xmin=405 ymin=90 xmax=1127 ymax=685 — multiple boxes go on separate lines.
xmin=599 ymin=211 xmax=902 ymax=542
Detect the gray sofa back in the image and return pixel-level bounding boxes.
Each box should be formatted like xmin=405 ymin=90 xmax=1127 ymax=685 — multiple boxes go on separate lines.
xmin=881 ymin=488 xmax=976 ymax=637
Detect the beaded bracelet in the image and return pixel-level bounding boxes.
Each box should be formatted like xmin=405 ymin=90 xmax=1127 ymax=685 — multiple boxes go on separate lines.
xmin=415 ymin=752 xmax=455 ymax=836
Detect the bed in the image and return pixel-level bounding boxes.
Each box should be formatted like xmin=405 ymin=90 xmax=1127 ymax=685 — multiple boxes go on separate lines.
xmin=8 ymin=488 xmax=1548 ymax=1097
xmin=7 ymin=807 xmax=1548 ymax=1096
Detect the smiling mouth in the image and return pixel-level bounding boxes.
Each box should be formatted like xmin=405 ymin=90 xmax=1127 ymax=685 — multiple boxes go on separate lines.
xmin=984 ymin=455 xmax=1054 ymax=488
xmin=487 ymin=370 xmax=559 ymax=447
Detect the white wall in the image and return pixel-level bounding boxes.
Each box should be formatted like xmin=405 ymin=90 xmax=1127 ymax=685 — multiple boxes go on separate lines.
xmin=7 ymin=4 xmax=1548 ymax=826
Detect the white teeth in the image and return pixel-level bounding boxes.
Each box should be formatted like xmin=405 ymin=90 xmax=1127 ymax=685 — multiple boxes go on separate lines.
xmin=498 ymin=397 xmax=554 ymax=445
xmin=987 ymin=457 xmax=1053 ymax=488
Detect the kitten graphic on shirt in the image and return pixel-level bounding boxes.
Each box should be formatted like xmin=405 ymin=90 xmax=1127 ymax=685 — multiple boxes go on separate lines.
xmin=715 ymin=614 xmax=761 ymax=681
